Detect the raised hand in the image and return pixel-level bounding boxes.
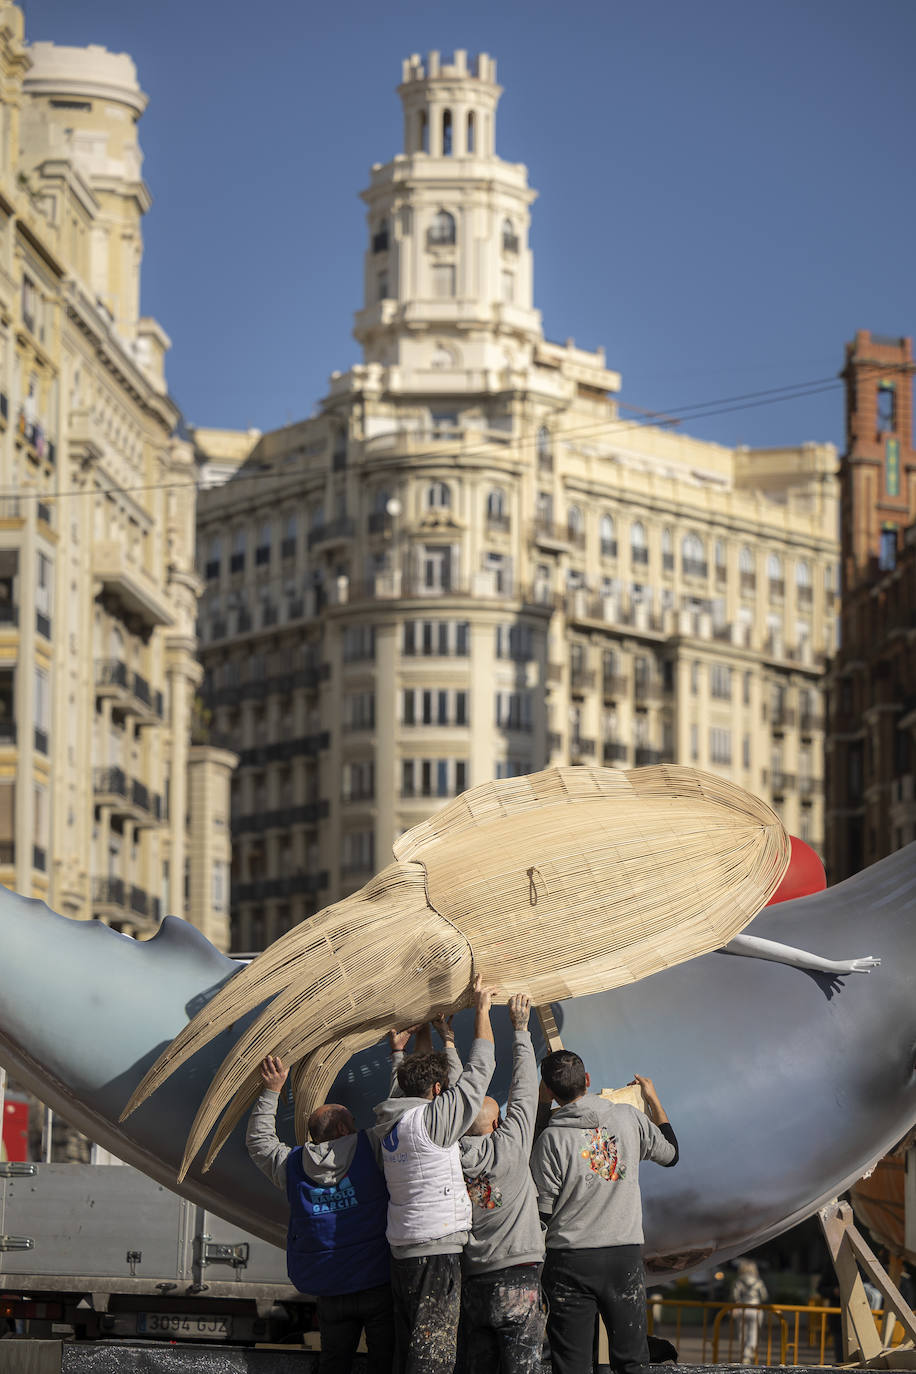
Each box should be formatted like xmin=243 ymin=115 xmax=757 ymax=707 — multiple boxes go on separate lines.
xmin=259 ymin=1054 xmax=289 ymax=1093
xmin=509 ymin=993 xmax=531 ymax=1030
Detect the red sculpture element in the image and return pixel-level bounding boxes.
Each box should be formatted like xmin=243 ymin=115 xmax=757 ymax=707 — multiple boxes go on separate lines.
xmin=765 ymin=836 xmax=827 ymax=906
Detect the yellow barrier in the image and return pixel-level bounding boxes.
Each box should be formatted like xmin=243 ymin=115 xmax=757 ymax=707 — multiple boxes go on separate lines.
xmin=646 ymin=1295 xmax=891 ymax=1366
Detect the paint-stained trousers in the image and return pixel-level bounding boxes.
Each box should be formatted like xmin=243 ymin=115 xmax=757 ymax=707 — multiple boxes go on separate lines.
xmin=391 ymin=1252 xmax=462 ymax=1374
xmin=543 ymin=1244 xmax=648 ymax=1374
xmin=316 ymin=1283 xmax=395 ymax=1374
xmin=458 ymin=1263 xmax=547 ymax=1374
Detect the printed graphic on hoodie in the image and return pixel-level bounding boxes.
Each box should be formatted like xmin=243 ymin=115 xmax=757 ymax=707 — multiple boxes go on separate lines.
xmin=580 ymin=1126 xmax=626 ymax=1182
xmin=466 ymin=1172 xmax=503 ymax=1210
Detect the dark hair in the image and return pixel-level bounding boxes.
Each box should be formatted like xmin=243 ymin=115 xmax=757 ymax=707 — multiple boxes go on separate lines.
xmin=541 ymin=1049 xmax=587 ymax=1104
xmin=396 ymin=1051 xmax=450 ymax=1098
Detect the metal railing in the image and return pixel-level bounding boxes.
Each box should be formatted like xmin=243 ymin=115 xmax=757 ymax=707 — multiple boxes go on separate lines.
xmin=647 ymin=1295 xmax=889 ymax=1367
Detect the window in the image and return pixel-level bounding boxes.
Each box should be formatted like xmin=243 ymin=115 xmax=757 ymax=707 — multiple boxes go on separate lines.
xmin=682 ymin=533 xmax=706 ymax=578
xmin=442 ymin=109 xmax=453 ymax=155
xmin=496 ymin=759 xmax=530 ymax=779
xmin=344 ymin=692 xmax=375 ymax=731
xmin=456 ymin=691 xmax=468 ymax=726
xmin=372 ymin=218 xmax=389 ymax=254
xmin=710 ymin=664 xmax=732 ymax=700
xmin=690 ymin=724 xmax=698 ymax=762
xmin=879 ymin=526 xmax=897 ymax=572
xmin=427 ymin=481 xmax=451 ymax=509
xmin=402 ymin=758 xmax=467 ymax=799
xmin=231 ymin=527 xmax=246 ymax=573
xmin=212 ymin=860 xmax=227 ymax=912
xmin=567 ymin=506 xmax=583 ymax=543
xmin=502 ymin=218 xmax=519 ymax=253
xmin=377 ymin=272 xmax=389 ymax=302
xmin=282 ymin=515 xmax=297 ymax=558
xmin=483 ymin=551 xmax=509 ymax=593
xmin=429 ymin=209 xmax=456 ymax=246
xmin=600 ymin=514 xmax=616 ymax=558
xmin=466 ymin=111 xmax=475 ymax=154
xmin=715 ymin=540 xmax=726 ymax=579
xmin=743 ymin=735 xmax=751 ymax=769
xmin=710 ymin=728 xmax=732 ymax=765
xmin=877 ymin=382 xmax=896 ymax=434
xmin=767 ymin=553 xmax=784 ymax=598
xmin=343 ymin=759 xmax=375 ymax=802
xmin=33 ymin=782 xmax=47 ymax=870
xmin=342 ymin=624 xmax=375 ymax=662
xmin=342 ymin=830 xmax=375 ymax=874
xmin=536 ymin=426 xmax=552 ymax=469
xmin=36 ymin=551 xmax=52 ymax=619
xmin=743 ymin=671 xmax=752 ymax=706
xmin=691 ymin=661 xmax=700 ymax=695
xmin=496 ymin=692 xmax=533 ymax=732
xmin=487 ymin=487 xmax=506 ymax=523
xmin=34 ymin=666 xmax=49 ymax=752
xmin=206 ymin=536 xmax=221 ymax=579
xmin=417 ymin=110 xmax=428 ymax=153
xmin=630 ymin=521 xmax=648 ymax=566
xmin=496 ymin=624 xmax=534 ymax=660
xmin=662 ymin=527 xmax=674 ymax=572
xmin=256 ymin=522 xmax=271 ymax=565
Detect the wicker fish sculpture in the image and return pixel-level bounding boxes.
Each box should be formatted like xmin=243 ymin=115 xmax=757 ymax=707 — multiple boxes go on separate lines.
xmin=122 ymin=764 xmax=792 ymax=1178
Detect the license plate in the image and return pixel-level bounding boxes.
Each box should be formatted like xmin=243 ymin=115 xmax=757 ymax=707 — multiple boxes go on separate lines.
xmin=136 ymin=1312 xmax=231 ymax=1339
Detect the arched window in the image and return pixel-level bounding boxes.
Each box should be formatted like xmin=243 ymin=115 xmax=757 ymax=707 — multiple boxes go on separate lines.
xmin=600 ymin=514 xmax=616 ymax=558
xmin=662 ymin=527 xmax=674 ymax=571
xmin=502 ymin=218 xmax=518 ymax=253
xmin=417 ymin=110 xmax=428 ymax=154
xmin=372 ymin=488 xmax=390 ymax=513
xmin=715 ymin=539 xmax=726 ymax=567
xmin=466 ymin=111 xmax=475 ymax=153
xmin=536 ymin=425 xmax=552 ymax=469
xmin=796 ymin=559 xmax=812 ymax=604
xmin=429 ymin=209 xmax=456 ymax=246
xmin=442 ymin=109 xmax=452 ymax=156
xmin=427 ymin=481 xmax=451 ymax=509
xmin=630 ymin=521 xmax=648 ymax=565
xmin=487 ymin=487 xmax=506 ymax=522
xmin=567 ymin=505 xmax=583 ymax=542
xmin=739 ymin=546 xmax=754 ymax=575
xmin=682 ymin=533 xmax=706 ymax=577
xmin=768 ymin=554 xmax=784 ymax=598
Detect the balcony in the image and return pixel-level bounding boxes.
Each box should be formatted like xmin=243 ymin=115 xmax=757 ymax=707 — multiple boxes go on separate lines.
xmin=502 ymin=232 xmax=520 ymax=254
xmin=95 ymin=660 xmax=164 ymax=722
xmin=281 ymin=537 xmax=297 ymax=559
xmin=570 ymin=737 xmax=596 ymax=761
xmin=740 ymin=573 xmax=757 ymax=597
xmin=768 ymin=706 xmax=796 ymax=732
xmin=631 ymin=547 xmax=649 ymax=566
xmin=765 ymin=770 xmax=795 ymax=795
xmin=603 ymin=741 xmax=628 ymax=765
xmin=634 ymin=679 xmax=662 ymax=704
xmin=92 ymin=876 xmax=162 ymax=926
xmin=799 ymin=712 xmax=825 ymax=735
xmin=547 ymin=731 xmax=563 ymax=754
xmin=768 ymin=579 xmax=785 ymax=602
xmin=602 ymin=674 xmax=628 ymax=700
xmin=662 ymin=553 xmax=675 ymax=573
xmin=237 ymin=732 xmax=329 ymax=768
xmin=308 ymin=517 xmax=355 ymax=550
xmin=343 ymin=787 xmax=376 ymax=804
xmin=798 ymin=776 xmax=817 ymax=799
xmin=368 ymin=511 xmax=393 ymax=536
xmin=600 ymin=540 xmax=618 ymax=559
xmin=531 ymin=520 xmax=572 ymax=553
xmin=372 ymin=227 xmax=389 ymax=253
xmin=682 ymin=559 xmax=708 ymax=580
xmin=635 ymin=747 xmax=665 ymax=767
xmin=93 ymin=542 xmax=174 ymax=630
xmin=230 ymin=553 xmax=245 ymax=574
xmin=486 ymin=513 xmax=511 ymax=534
xmin=232 ymin=801 xmax=329 ymax=834
xmin=547 ymin=662 xmax=564 ymax=684
xmin=797 ymin=586 xmax=813 ymax=608
xmin=233 ymin=871 xmax=329 ymax=903
xmin=92 ymin=767 xmax=164 ymax=824
xmin=570 ymin=667 xmax=596 ymax=693
xmin=255 ymin=545 xmax=271 ymax=567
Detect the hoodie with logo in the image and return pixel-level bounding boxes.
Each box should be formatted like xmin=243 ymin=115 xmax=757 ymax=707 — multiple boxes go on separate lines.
xmin=459 ymin=1027 xmax=545 ymax=1276
xmin=530 ymin=1094 xmax=677 ymax=1251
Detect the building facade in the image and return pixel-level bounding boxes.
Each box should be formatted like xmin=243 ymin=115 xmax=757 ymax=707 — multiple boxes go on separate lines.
xmin=0 ymin=7 xmax=233 ymax=948
xmin=197 ymin=51 xmax=840 ymax=951
xmin=825 ymin=331 xmax=916 ymax=883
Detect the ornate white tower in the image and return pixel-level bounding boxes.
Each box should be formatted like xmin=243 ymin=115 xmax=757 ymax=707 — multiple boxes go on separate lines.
xmin=354 ymin=50 xmax=542 ymax=388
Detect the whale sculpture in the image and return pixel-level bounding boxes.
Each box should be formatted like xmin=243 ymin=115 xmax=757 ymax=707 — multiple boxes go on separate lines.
xmin=1 ymin=836 xmax=911 ymax=1275
xmin=123 ymin=764 xmax=793 ymax=1176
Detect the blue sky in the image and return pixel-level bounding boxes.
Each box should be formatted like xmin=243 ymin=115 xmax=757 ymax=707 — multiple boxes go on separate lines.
xmin=25 ymin=0 xmax=916 ymax=451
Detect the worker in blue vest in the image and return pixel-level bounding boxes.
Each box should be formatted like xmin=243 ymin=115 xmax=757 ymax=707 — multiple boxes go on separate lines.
xmin=247 ymin=1054 xmax=393 ymax=1374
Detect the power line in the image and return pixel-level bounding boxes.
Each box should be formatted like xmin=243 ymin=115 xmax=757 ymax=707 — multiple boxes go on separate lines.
xmin=4 ymin=358 xmax=903 ymax=508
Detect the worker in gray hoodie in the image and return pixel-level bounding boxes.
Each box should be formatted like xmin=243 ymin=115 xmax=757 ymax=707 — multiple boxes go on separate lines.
xmin=457 ymin=992 xmax=546 ymax=1374
xmin=245 ymin=1055 xmax=393 ymax=1374
xmin=530 ymin=1049 xmax=679 ymax=1374
xmin=373 ymin=973 xmax=498 ymax=1374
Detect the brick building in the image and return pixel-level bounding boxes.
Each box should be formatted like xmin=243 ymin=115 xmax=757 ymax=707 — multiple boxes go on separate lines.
xmin=825 ymin=331 xmax=916 ymax=881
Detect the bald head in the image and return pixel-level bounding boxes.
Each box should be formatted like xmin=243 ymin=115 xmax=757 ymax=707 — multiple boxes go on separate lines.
xmin=308 ymin=1103 xmax=356 ymax=1143
xmin=467 ymin=1096 xmax=500 ymax=1137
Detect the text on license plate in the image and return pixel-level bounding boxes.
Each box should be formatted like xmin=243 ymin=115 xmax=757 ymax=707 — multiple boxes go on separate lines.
xmin=137 ymin=1312 xmax=230 ymax=1339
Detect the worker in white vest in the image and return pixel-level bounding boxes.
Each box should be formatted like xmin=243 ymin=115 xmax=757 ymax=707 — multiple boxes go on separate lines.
xmin=373 ymin=974 xmax=498 ymax=1374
